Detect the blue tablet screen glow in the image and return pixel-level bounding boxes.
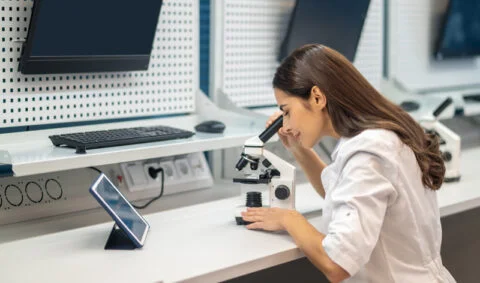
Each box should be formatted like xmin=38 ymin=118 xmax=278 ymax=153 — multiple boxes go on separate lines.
xmin=94 ymin=177 xmax=148 ymax=241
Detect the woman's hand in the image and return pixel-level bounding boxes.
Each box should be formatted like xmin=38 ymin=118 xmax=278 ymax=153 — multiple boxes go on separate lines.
xmin=266 ymin=111 xmax=304 ymax=153
xmin=241 ymin=207 xmax=298 ymax=231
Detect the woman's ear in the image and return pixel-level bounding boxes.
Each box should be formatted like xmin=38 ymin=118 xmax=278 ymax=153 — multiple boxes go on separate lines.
xmin=310 ymin=86 xmax=326 ymax=110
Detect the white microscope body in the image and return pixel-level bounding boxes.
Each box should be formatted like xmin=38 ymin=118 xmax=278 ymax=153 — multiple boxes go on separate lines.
xmin=419 ymin=98 xmax=461 ymax=182
xmin=237 ymin=135 xmax=296 ymax=209
xmin=233 ymin=116 xmax=295 ymax=225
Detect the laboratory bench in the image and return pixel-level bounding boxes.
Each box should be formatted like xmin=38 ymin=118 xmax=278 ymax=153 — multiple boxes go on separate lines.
xmin=1 ymin=144 xmax=480 ymax=283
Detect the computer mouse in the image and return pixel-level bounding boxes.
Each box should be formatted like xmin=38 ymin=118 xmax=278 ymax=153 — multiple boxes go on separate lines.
xmin=194 ymin=120 xmax=226 ymax=134
xmin=400 ymin=100 xmax=420 ymax=112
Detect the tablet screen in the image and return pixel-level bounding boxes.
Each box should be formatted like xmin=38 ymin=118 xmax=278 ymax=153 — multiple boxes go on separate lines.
xmin=91 ymin=174 xmax=148 ymax=244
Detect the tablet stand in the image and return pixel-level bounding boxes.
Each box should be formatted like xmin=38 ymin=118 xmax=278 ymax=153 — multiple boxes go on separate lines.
xmin=104 ymin=224 xmax=138 ymax=250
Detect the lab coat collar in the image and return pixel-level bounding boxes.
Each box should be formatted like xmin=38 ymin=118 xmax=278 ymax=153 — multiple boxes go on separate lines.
xmin=330 ymin=137 xmax=346 ymax=162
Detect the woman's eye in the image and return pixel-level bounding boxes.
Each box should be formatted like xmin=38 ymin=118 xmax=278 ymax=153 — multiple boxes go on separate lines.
xmin=283 ymin=111 xmax=289 ymax=116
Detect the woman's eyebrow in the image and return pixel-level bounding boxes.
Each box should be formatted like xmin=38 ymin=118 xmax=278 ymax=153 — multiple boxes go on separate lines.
xmin=279 ymin=104 xmax=287 ymax=111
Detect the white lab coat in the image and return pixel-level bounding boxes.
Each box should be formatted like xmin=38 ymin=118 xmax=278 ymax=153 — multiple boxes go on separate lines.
xmin=320 ymin=129 xmax=456 ymax=283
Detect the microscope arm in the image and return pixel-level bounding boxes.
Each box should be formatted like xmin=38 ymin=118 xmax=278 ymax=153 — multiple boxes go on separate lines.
xmin=419 ymin=97 xmax=461 ymax=182
xmin=262 ymin=150 xmax=295 ymax=181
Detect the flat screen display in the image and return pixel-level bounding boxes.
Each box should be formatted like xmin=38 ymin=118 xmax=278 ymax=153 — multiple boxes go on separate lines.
xmin=90 ymin=174 xmax=149 ymax=246
xmin=20 ymin=0 xmax=163 ymax=74
xmin=435 ymin=0 xmax=480 ymax=59
xmin=279 ymin=0 xmax=371 ymax=62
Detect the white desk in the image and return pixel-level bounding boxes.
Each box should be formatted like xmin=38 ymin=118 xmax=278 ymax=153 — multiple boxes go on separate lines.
xmin=0 ymin=183 xmax=324 ymax=283
xmin=437 ymin=146 xmax=480 ymax=217
xmin=1 ymin=147 xmax=480 ymax=283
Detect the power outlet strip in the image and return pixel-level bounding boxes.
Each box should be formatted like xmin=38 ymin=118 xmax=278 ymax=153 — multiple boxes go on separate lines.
xmin=120 ymin=152 xmax=213 ymax=196
xmin=0 ymin=152 xmax=214 ymax=226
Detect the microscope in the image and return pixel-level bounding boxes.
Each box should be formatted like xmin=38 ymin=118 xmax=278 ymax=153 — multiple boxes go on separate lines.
xmin=419 ymin=97 xmax=461 ymax=182
xmin=233 ymin=115 xmax=296 ymax=225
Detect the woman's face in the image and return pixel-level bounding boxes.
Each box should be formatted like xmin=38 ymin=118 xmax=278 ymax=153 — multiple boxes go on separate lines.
xmin=274 ymin=87 xmax=333 ymax=148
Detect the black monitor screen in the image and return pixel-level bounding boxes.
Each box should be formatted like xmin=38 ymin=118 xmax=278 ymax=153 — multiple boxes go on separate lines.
xmin=435 ymin=0 xmax=480 ymax=60
xmin=20 ymin=0 xmax=163 ymax=74
xmin=279 ymin=0 xmax=371 ymax=62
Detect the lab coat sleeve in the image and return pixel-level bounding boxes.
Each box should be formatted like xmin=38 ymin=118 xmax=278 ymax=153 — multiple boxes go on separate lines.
xmin=322 ymin=150 xmax=397 ymax=277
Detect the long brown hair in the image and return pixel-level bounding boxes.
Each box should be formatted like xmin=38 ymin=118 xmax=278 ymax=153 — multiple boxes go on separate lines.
xmin=273 ymin=44 xmax=445 ymax=190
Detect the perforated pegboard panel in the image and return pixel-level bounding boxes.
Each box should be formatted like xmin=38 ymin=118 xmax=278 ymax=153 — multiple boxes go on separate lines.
xmin=0 ymin=0 xmax=197 ymax=128
xmin=353 ymin=0 xmax=384 ymax=91
xmin=221 ymin=0 xmax=293 ymax=107
xmin=220 ymin=0 xmax=384 ymax=108
xmin=389 ymin=0 xmax=480 ymax=93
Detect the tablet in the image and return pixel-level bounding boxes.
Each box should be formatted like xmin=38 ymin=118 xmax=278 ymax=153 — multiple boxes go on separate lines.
xmin=89 ymin=173 xmax=150 ymax=248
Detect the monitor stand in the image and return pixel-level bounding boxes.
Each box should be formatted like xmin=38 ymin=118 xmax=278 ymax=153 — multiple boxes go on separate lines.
xmin=104 ymin=224 xmax=138 ymax=250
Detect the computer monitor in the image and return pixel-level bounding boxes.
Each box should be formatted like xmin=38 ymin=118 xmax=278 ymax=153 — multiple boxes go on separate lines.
xmin=19 ymin=0 xmax=163 ymax=74
xmin=435 ymin=0 xmax=480 ymax=60
xmin=278 ymin=0 xmax=371 ymax=62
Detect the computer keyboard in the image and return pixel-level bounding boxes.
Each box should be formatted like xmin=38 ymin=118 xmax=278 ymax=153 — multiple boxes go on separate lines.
xmin=49 ymin=125 xmax=195 ymax=154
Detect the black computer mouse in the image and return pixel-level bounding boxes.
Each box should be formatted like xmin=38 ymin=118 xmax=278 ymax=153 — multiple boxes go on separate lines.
xmin=194 ymin=120 xmax=226 ymax=133
xmin=400 ymin=100 xmax=420 ymax=112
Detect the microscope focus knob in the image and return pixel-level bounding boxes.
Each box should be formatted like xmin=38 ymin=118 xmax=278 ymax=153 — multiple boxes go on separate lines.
xmin=275 ymin=185 xmax=290 ymax=200
xmin=442 ymin=151 xmax=452 ymax=162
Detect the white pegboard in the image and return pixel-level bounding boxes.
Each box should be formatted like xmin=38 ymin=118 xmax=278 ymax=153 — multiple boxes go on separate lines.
xmin=388 ymin=0 xmax=480 ymax=93
xmin=0 ymin=0 xmax=198 ymax=128
xmin=353 ymin=0 xmax=384 ymax=91
xmin=217 ymin=0 xmax=384 ymax=108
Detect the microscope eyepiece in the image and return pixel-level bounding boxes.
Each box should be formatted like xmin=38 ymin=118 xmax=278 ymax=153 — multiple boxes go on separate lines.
xmin=259 ymin=115 xmax=283 ymax=143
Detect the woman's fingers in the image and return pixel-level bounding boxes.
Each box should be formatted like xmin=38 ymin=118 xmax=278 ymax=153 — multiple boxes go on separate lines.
xmin=265 ymin=111 xmax=283 ymax=127
xmin=241 ymin=215 xmax=263 ymax=222
xmin=246 ymin=207 xmax=266 ymax=214
xmin=242 ymin=208 xmax=267 ymax=222
xmin=246 ymin=222 xmax=263 ymax=230
xmin=242 ymin=209 xmax=265 ymax=217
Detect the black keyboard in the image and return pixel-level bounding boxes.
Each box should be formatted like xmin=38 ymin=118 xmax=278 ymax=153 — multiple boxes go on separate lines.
xmin=49 ymin=125 xmax=195 ymax=154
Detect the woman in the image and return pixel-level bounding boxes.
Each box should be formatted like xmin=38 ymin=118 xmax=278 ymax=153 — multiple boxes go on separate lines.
xmin=241 ymin=44 xmax=456 ymax=283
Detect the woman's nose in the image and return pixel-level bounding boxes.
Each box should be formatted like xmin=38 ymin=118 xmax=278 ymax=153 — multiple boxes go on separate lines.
xmin=282 ymin=123 xmax=292 ymax=132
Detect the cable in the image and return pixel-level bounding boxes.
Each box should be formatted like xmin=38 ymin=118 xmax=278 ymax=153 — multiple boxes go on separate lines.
xmin=88 ymin=166 xmax=102 ymax=174
xmin=132 ymin=167 xmax=164 ymax=209
xmin=87 ymin=166 xmax=165 ymax=210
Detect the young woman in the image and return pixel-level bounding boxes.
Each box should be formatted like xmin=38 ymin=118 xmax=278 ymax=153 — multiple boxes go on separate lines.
xmin=241 ymin=44 xmax=456 ymax=283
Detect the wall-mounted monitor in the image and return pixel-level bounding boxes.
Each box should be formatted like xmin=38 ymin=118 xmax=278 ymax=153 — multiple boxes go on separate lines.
xmin=19 ymin=0 xmax=163 ymax=74
xmin=435 ymin=0 xmax=480 ymax=60
xmin=278 ymin=0 xmax=371 ymax=62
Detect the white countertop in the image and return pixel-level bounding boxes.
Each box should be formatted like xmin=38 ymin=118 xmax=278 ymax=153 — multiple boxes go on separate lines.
xmin=1 ymin=146 xmax=480 ymax=283
xmin=437 ymin=146 xmax=480 ymax=217
xmin=0 ymin=183 xmax=324 ymax=283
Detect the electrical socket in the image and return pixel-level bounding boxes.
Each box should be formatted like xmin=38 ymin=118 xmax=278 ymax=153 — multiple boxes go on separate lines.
xmin=188 ymin=153 xmax=208 ymax=177
xmin=121 ymin=161 xmax=149 ymax=192
xmin=174 ymin=158 xmax=193 ymax=179
xmin=158 ymin=160 xmax=178 ymax=182
xmin=120 ymin=152 xmax=213 ymax=196
xmin=143 ymin=161 xmax=162 ymax=183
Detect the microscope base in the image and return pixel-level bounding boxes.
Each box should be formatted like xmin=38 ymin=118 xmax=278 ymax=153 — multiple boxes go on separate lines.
xmin=235 ymin=217 xmax=251 ymax=225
